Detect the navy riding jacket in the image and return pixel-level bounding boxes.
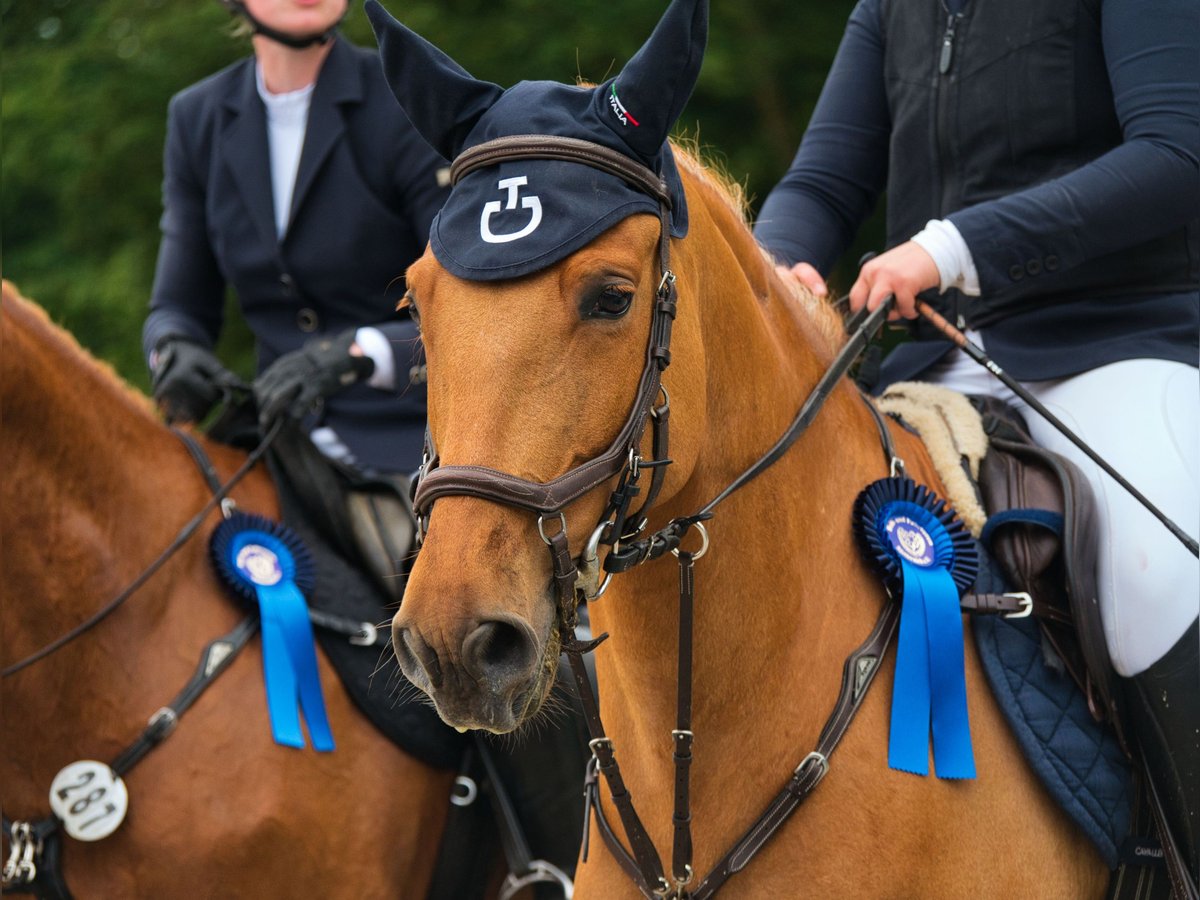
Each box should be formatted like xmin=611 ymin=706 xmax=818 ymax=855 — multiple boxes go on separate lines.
xmin=143 ymin=37 xmax=449 ymax=472
xmin=753 ymin=0 xmax=1199 ymax=385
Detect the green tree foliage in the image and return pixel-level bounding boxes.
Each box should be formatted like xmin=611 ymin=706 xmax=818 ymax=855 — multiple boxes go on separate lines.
xmin=3 ymin=0 xmax=872 ymax=389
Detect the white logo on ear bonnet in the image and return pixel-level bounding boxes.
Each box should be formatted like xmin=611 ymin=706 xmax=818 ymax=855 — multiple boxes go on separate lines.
xmin=480 ymin=176 xmax=543 ymax=243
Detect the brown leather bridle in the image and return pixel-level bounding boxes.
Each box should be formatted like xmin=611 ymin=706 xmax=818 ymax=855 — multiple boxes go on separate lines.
xmin=413 ymin=135 xmax=682 ymax=629
xmin=410 ymin=134 xmax=903 ymax=899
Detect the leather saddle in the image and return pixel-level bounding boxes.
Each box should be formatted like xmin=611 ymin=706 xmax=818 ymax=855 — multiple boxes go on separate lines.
xmin=972 ymin=396 xmax=1123 ymax=742
xmin=257 ymin=418 xmax=416 ymax=604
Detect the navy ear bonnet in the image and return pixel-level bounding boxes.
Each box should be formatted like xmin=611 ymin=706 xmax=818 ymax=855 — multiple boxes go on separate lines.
xmin=365 ymin=0 xmax=708 ymax=281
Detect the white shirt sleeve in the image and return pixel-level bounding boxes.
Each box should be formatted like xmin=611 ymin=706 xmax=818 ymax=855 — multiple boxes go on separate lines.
xmin=910 ymin=219 xmax=981 ymax=296
xmin=354 ymin=326 xmax=396 ymax=390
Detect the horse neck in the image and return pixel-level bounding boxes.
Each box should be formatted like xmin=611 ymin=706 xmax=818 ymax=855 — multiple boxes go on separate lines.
xmin=0 ymin=295 xmax=251 ymax=656
xmin=590 ymin=166 xmax=894 ymax=762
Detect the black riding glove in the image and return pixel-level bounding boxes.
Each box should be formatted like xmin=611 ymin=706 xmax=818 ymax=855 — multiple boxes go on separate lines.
xmin=253 ymin=328 xmax=376 ymax=427
xmin=151 ymin=338 xmax=244 ymax=424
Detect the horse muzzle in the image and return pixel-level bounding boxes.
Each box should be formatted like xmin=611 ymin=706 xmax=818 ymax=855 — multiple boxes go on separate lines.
xmin=392 ymin=612 xmax=549 ymax=733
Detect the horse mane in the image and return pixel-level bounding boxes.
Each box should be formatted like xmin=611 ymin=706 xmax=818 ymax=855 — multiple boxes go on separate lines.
xmin=1 ymin=280 xmax=159 ymax=421
xmin=668 ymin=140 xmax=845 ymax=354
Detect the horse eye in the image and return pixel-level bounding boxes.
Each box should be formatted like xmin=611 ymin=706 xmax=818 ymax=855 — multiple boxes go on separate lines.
xmin=401 ymin=292 xmax=421 ymax=329
xmin=585 ymin=285 xmax=634 ymax=320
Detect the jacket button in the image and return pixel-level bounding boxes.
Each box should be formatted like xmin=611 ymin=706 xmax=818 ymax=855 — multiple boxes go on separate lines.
xmin=1045 ymin=255 xmax=1060 ymax=271
xmin=1026 ymin=259 xmax=1042 ymax=276
xmin=280 ymin=273 xmax=296 ymax=296
xmin=1008 ymin=264 xmax=1025 ymax=281
xmin=296 ymin=308 xmax=319 ymax=332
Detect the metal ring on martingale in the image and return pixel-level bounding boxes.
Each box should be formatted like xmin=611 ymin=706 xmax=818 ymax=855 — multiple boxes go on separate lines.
xmin=670 ymin=521 xmax=710 ymax=561
xmin=450 ymin=775 xmax=478 ymax=807
xmin=577 ymin=521 xmax=614 ymax=600
xmin=650 ymin=385 xmax=670 ymax=420
xmin=673 ymin=864 xmax=694 ymax=891
xmin=350 ymin=621 xmax=379 ymax=646
xmin=499 ymin=859 xmax=575 ymax=900
xmin=537 ymin=512 xmax=568 ymax=546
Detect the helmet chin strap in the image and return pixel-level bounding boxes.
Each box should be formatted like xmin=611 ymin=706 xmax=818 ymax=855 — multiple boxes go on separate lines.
xmin=225 ymin=0 xmax=345 ymax=49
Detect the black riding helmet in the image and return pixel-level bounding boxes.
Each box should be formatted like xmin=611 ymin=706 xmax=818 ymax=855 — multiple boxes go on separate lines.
xmin=219 ymin=0 xmax=347 ymax=49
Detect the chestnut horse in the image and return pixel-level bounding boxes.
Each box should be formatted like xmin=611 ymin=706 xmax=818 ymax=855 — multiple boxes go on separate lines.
xmin=364 ymin=0 xmax=1111 ymax=895
xmin=0 ymin=282 xmax=454 ymax=898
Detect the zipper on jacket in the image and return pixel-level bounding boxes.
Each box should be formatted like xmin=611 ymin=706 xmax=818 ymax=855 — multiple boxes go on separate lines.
xmin=934 ymin=2 xmax=967 ymax=326
xmin=938 ymin=11 xmax=963 ymax=75
xmin=932 ymin=2 xmax=965 ymax=225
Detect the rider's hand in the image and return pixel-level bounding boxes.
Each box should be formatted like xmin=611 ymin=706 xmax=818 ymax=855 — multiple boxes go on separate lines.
xmin=774 ymin=262 xmax=828 ymax=298
xmin=151 ymin=338 xmax=243 ymax=424
xmin=848 ymin=241 xmax=940 ymax=320
xmin=253 ymin=328 xmax=376 ymax=428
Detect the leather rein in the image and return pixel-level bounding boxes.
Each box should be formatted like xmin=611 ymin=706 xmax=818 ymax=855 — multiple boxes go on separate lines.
xmin=411 ymin=135 xmax=904 ymax=898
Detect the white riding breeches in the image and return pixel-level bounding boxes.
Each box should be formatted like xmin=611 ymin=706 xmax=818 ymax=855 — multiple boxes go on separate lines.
xmin=923 ymin=335 xmax=1200 ymax=677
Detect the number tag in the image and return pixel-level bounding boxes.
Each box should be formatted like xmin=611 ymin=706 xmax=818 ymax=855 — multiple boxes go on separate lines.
xmin=48 ymin=761 xmax=129 ymax=841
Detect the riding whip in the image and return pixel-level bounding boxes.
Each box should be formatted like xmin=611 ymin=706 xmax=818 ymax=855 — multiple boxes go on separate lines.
xmin=914 ymin=301 xmax=1199 ymax=558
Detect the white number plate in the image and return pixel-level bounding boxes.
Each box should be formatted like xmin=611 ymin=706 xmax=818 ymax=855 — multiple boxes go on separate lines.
xmin=48 ymin=761 xmax=129 ymax=841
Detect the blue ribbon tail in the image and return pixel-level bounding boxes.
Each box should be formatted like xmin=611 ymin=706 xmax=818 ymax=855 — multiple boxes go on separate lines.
xmin=275 ymin=589 xmax=336 ymax=752
xmin=889 ymin=560 xmax=931 ymax=775
xmin=922 ymin=567 xmax=975 ymax=778
xmin=260 ymin=604 xmax=305 ymax=749
xmin=257 ymin=582 xmax=336 ymax=752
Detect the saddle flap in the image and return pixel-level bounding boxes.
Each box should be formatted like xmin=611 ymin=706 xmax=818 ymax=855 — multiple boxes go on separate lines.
xmin=974 ymin=398 xmax=1125 ymax=742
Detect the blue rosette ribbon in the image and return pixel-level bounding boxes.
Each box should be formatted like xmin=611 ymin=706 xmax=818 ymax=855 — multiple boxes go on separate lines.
xmin=854 ymin=477 xmax=979 ymax=779
xmin=211 ymin=512 xmax=335 ymax=751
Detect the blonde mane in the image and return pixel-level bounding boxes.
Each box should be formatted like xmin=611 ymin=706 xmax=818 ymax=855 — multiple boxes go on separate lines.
xmin=668 ymin=141 xmax=844 ymax=351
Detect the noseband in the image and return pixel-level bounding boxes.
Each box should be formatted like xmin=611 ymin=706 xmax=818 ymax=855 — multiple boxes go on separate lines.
xmin=412 ymin=134 xmax=683 ymax=629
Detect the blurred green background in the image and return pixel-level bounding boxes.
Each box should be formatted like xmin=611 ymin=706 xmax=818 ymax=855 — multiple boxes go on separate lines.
xmin=2 ymin=0 xmax=879 ymax=390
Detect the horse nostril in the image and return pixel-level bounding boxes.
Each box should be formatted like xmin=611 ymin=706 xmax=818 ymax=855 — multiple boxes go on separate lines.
xmin=394 ymin=627 xmax=443 ymax=689
xmin=462 ymin=619 xmax=538 ymax=687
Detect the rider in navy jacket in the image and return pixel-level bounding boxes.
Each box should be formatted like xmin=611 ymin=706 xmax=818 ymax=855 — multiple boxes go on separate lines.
xmin=143 ymin=7 xmax=448 ymax=475
xmin=755 ymin=0 xmax=1198 ymax=884
xmin=754 ymin=0 xmax=1197 ymax=384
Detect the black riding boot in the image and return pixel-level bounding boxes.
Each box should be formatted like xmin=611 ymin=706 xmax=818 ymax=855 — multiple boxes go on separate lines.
xmin=1122 ymin=618 xmax=1199 ymax=890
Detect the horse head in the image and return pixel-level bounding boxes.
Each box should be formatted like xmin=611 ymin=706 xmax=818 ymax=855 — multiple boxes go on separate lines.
xmin=367 ymin=0 xmax=734 ymax=732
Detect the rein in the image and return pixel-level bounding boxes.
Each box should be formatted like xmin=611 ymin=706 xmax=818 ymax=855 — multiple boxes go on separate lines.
xmin=410 ymin=134 xmax=905 ymax=898
xmin=1 ymin=421 xmax=281 ymax=679
xmin=562 ymin=323 xmax=900 ymax=899
xmin=2 ymin=616 xmax=262 ymax=896
xmin=2 ymin=428 xmax=271 ymax=895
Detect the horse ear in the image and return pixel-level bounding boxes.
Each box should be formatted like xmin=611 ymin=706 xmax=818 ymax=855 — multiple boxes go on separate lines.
xmin=365 ymin=0 xmax=504 ymax=161
xmin=602 ymin=0 xmax=708 ymax=160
